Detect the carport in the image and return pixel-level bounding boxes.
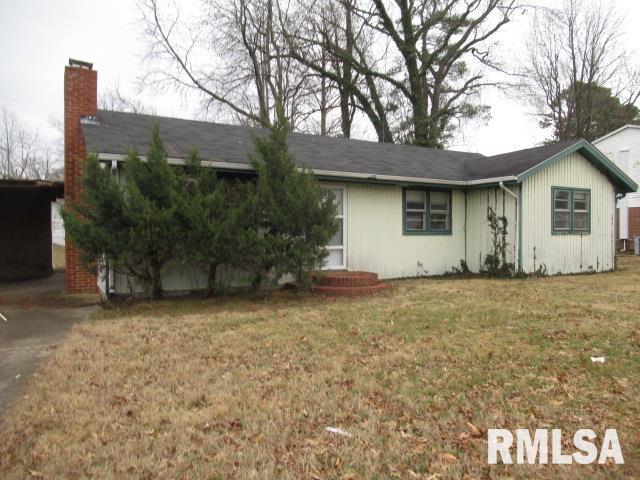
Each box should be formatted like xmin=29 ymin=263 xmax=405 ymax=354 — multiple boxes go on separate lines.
xmin=0 ymin=179 xmax=64 ymax=281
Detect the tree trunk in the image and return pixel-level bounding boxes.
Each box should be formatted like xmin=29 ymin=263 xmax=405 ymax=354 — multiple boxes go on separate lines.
xmin=319 ymin=51 xmax=328 ymax=136
xmin=150 ymin=264 xmax=163 ymax=300
xmin=340 ymin=0 xmax=354 ymax=138
xmin=397 ymin=2 xmax=429 ymax=147
xmin=411 ymin=92 xmax=430 ymax=147
xmin=204 ymin=263 xmax=218 ymax=298
xmin=427 ymin=87 xmax=442 ymax=148
xmin=251 ymin=272 xmax=263 ymax=292
xmin=362 ymin=73 xmax=392 ymax=143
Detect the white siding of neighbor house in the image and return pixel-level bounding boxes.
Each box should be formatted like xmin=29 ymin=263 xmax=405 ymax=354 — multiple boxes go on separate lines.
xmin=465 ymin=186 xmax=519 ymax=273
xmin=51 ymin=200 xmax=65 ymax=246
xmin=593 ymin=126 xmax=640 ymax=208
xmin=520 ymin=152 xmax=616 ymax=274
xmin=344 ymin=183 xmax=466 ymax=278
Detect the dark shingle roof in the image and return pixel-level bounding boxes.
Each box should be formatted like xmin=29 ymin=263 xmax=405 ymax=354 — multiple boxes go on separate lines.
xmin=82 ymin=110 xmax=482 ymax=181
xmin=465 ymin=140 xmax=580 ymax=180
xmin=81 ymin=110 xmax=637 ymax=192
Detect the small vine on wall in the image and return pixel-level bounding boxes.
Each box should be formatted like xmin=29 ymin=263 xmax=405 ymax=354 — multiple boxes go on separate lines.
xmin=482 ymin=206 xmax=515 ymax=277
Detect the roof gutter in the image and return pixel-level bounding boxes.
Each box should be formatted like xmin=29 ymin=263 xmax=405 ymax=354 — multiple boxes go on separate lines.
xmin=97 ymin=153 xmax=517 ymax=188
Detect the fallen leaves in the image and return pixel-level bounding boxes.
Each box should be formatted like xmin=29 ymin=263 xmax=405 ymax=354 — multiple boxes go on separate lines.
xmin=437 ymin=453 xmax=458 ymax=463
xmin=2 ymin=258 xmax=640 ymax=479
xmin=466 ymin=421 xmax=483 ymax=438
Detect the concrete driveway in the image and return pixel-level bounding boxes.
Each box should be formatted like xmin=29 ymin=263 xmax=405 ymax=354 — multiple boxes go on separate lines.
xmin=0 ymin=273 xmax=98 ymax=414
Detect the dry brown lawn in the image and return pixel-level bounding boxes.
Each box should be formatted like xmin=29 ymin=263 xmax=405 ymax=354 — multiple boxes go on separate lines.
xmin=1 ymin=257 xmax=640 ymax=479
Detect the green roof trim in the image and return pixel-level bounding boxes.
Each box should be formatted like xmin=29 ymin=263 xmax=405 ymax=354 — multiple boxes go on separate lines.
xmin=516 ymin=139 xmax=638 ymax=194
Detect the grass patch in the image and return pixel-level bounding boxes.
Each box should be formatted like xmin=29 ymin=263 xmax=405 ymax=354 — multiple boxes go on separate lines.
xmin=2 ymin=258 xmax=640 ymax=478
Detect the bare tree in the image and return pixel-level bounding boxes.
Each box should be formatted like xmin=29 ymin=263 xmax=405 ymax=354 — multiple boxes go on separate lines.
xmin=138 ymin=0 xmax=318 ymax=130
xmin=522 ymin=0 xmax=640 ymax=142
xmin=138 ymin=0 xmax=518 ymax=148
xmin=100 ymin=81 xmax=155 ymax=114
xmin=284 ymin=0 xmax=393 ymax=141
xmin=359 ymin=0 xmax=518 ymax=147
xmin=287 ymin=0 xmax=518 ymax=147
xmin=0 ymin=107 xmax=62 ymax=181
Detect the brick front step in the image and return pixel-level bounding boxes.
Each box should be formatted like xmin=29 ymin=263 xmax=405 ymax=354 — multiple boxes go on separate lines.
xmin=312 ymin=279 xmax=392 ymax=297
xmin=315 ymin=271 xmax=379 ymax=287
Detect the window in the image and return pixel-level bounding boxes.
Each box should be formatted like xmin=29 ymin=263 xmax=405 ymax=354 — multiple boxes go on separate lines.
xmin=405 ymin=190 xmax=426 ymax=230
xmin=572 ymin=191 xmax=589 ymax=231
xmin=429 ymin=191 xmax=450 ymax=231
xmin=552 ymin=188 xmax=590 ymax=234
xmin=324 ymin=187 xmax=346 ymax=268
xmin=553 ymin=189 xmax=571 ymax=231
xmin=403 ymin=188 xmax=451 ymax=234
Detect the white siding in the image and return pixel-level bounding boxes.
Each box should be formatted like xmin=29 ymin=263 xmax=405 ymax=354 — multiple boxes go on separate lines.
xmin=520 ymin=152 xmax=615 ymax=274
xmin=465 ymin=186 xmax=519 ymax=272
xmin=111 ymin=261 xmax=210 ymax=295
xmin=593 ymin=127 xmax=640 ymax=208
xmin=345 ymin=183 xmax=466 ymax=278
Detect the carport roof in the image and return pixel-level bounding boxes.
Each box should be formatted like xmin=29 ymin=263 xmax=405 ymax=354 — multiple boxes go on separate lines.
xmin=0 ymin=180 xmax=64 ymax=199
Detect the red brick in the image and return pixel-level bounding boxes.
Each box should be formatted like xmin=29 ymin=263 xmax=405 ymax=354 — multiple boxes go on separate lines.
xmin=315 ymin=271 xmax=379 ymax=287
xmin=64 ymin=62 xmax=98 ymax=294
xmin=312 ymin=282 xmax=392 ymax=297
xmin=312 ymin=271 xmax=391 ymax=297
xmin=615 ymin=207 xmax=640 ymax=250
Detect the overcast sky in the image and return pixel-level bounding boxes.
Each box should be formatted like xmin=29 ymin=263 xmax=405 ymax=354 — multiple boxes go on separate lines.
xmin=1 ymin=0 xmax=639 ymax=155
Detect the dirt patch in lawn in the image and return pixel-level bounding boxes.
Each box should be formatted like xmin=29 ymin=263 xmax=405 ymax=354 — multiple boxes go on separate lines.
xmin=1 ymin=258 xmax=639 ymax=479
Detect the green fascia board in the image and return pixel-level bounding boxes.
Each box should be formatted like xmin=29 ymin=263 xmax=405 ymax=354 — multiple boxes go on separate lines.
xmin=516 ymin=140 xmax=638 ymax=194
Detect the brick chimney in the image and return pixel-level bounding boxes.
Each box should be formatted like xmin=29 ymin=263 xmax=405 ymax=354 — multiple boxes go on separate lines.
xmin=64 ymin=59 xmax=98 ymax=293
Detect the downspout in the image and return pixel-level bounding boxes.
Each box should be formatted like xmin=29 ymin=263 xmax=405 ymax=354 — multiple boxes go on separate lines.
xmin=105 ymin=160 xmax=118 ymax=298
xmin=616 ymin=192 xmax=626 ymax=254
xmin=614 ymin=191 xmax=618 ymax=266
xmin=464 ymin=189 xmax=468 ymax=267
xmin=499 ymin=182 xmax=519 ymax=271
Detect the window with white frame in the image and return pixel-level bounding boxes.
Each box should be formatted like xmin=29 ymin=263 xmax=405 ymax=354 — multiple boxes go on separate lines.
xmin=325 ymin=187 xmax=345 ymax=268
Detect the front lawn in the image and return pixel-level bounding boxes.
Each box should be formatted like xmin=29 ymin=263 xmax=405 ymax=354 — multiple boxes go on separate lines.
xmin=2 ymin=257 xmax=639 ymax=479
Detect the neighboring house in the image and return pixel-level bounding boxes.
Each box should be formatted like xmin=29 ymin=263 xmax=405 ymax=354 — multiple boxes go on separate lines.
xmin=593 ymin=125 xmax=640 ymax=250
xmin=63 ymin=60 xmax=638 ymax=295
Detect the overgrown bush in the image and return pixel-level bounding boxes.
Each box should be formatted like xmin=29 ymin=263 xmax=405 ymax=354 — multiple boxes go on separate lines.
xmin=63 ymin=125 xmax=181 ymax=299
xmin=173 ymin=149 xmax=245 ymax=297
xmin=242 ymin=118 xmax=338 ymax=290
xmin=63 ymin=120 xmax=337 ymax=299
